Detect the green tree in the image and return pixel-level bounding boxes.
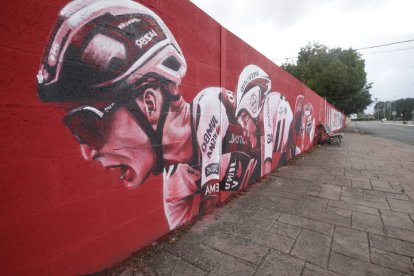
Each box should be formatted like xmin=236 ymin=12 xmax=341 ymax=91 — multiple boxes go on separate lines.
xmin=282 ymin=42 xmax=373 ymax=114
xmin=374 ymin=98 xmax=414 ymax=120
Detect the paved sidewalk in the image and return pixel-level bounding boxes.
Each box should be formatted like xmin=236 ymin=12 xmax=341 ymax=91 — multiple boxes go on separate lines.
xmin=114 ymin=130 xmax=414 ymax=275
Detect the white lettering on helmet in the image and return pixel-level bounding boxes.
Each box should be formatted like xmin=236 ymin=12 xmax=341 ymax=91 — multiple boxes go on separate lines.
xmin=118 ymin=18 xmax=140 ymax=30
xmin=135 ymin=29 xmax=158 ymax=48
xmin=48 ymin=42 xmax=60 ymax=66
xmin=104 ymin=103 xmax=116 ymax=113
xmin=240 ymin=71 xmax=259 ymax=94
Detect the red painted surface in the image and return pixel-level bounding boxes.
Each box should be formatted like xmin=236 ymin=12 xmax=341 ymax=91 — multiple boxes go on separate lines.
xmin=0 ymin=0 xmax=345 ymax=275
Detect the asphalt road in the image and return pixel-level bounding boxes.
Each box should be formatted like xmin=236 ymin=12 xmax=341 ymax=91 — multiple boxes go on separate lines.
xmin=348 ymin=121 xmax=414 ymax=146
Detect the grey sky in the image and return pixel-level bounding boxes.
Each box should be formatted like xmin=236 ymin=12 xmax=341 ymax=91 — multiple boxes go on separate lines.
xmin=191 ymin=0 xmax=414 ymax=112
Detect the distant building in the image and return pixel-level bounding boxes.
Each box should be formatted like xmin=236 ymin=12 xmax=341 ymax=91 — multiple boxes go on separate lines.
xmin=352 ymin=114 xmax=375 ymax=120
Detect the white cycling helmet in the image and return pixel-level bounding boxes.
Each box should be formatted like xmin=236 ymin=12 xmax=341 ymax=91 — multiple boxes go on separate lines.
xmin=235 ymin=65 xmax=271 ymax=119
xmin=37 ymin=0 xmax=187 ymax=102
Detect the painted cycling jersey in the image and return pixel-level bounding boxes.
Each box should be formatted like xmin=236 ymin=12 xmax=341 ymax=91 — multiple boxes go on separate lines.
xmin=163 ymin=87 xmax=259 ymax=229
xmin=163 ymin=87 xmax=230 ymax=229
xmin=191 ymin=87 xmax=231 ymax=190
xmin=262 ymin=92 xmax=293 ymax=173
xmin=163 ymin=150 xmax=257 ymax=229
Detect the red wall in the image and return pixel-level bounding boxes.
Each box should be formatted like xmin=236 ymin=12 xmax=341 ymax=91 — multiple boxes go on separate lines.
xmin=0 ymin=0 xmax=345 ymax=275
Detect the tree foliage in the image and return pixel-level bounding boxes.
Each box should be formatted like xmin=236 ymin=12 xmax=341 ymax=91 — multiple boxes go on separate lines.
xmin=281 ymin=42 xmax=373 ymax=114
xmin=374 ymin=98 xmax=414 ymax=121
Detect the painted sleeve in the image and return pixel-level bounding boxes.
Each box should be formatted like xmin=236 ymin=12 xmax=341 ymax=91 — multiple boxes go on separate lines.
xmin=219 ymin=151 xmax=257 ymax=191
xmin=163 ymin=163 xmax=201 ymax=230
xmin=193 ymin=87 xmax=230 ymax=187
xmin=263 ymin=93 xmax=281 ymax=162
xmin=278 ymin=96 xmax=294 ymax=153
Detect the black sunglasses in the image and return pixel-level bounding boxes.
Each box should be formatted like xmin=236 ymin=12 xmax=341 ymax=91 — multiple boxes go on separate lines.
xmin=63 ymin=103 xmax=119 ymax=149
xmin=62 ymin=75 xmax=162 ymax=149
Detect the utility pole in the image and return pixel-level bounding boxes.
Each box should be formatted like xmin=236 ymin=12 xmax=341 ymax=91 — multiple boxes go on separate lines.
xmin=393 ymin=96 xmax=397 ymax=121
xmin=388 ymin=102 xmax=391 ymax=120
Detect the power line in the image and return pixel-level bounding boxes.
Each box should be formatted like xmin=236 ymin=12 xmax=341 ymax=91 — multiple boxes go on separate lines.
xmin=272 ymin=38 xmax=414 ymax=61
xmin=356 ymin=39 xmax=414 ymax=50
xmin=272 ymin=56 xmax=297 ymax=61
xmin=361 ymin=46 xmax=414 ymax=55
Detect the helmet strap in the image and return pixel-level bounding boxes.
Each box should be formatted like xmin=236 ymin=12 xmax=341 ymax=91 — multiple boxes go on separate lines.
xmin=124 ymin=94 xmax=171 ymax=175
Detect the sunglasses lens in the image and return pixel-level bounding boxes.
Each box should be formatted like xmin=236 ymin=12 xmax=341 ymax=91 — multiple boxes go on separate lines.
xmin=63 ymin=108 xmax=107 ymax=149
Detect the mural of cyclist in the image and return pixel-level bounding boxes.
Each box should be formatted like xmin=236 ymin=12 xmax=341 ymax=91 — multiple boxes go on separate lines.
xmin=36 ymin=0 xmax=255 ymax=230
xmin=293 ymin=95 xmax=316 ymax=155
xmin=234 ymin=65 xmax=293 ymax=176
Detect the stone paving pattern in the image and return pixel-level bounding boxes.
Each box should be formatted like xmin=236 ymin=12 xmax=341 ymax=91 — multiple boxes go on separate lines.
xmin=118 ymin=131 xmax=414 ymax=275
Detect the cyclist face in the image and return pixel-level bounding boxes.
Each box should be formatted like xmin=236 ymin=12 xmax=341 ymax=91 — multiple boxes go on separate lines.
xmin=62 ymin=75 xmax=174 ymax=188
xmin=63 ymin=84 xmax=165 ymax=189
xmin=237 ymin=110 xmax=258 ymax=148
xmin=76 ymin=105 xmax=156 ymax=189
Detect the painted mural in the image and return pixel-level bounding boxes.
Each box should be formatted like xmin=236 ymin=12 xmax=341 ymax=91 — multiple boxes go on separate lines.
xmin=0 ymin=0 xmax=343 ymax=274
xmin=36 ymin=0 xmax=255 ymax=230
xmin=36 ymin=0 xmax=343 ymax=231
